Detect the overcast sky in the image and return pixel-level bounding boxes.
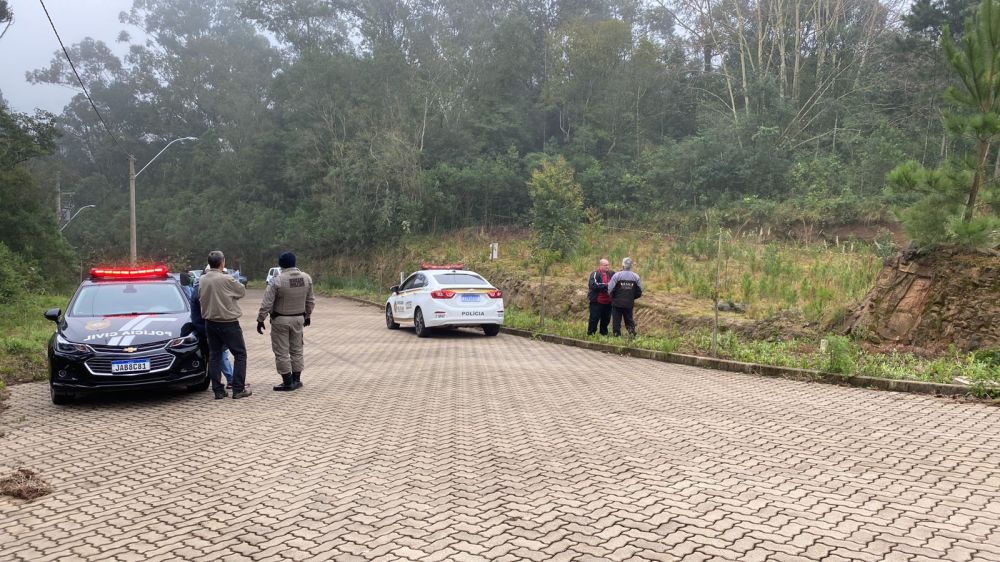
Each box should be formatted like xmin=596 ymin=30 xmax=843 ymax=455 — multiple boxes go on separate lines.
xmin=0 ymin=0 xmax=137 ymax=113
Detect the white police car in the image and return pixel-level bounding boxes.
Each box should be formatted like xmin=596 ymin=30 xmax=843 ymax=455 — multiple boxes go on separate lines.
xmin=266 ymin=267 xmax=281 ymax=286
xmin=385 ymin=264 xmax=504 ymax=337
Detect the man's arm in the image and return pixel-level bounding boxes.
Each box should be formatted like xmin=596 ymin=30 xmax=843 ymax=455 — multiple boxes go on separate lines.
xmin=305 ymin=276 xmax=315 ymax=317
xmin=607 ymin=273 xmax=618 ymax=295
xmin=588 ymin=272 xmax=603 ymax=291
xmin=228 ymin=276 xmax=246 ymax=299
xmin=257 ymin=283 xmax=276 ymax=323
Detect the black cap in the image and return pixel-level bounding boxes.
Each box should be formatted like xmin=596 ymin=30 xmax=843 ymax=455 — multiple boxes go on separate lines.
xmin=278 ymin=252 xmax=296 ymax=268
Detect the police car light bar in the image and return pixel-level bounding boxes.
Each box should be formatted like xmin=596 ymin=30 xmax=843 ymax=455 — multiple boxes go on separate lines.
xmin=90 ymin=265 xmax=169 ymax=279
xmin=421 ymin=263 xmax=464 ymax=270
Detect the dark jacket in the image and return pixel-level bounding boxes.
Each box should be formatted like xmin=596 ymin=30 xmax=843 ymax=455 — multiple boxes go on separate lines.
xmin=608 ymin=270 xmax=642 ymax=308
xmin=189 ymin=283 xmax=206 ymax=335
xmin=587 ymin=269 xmax=616 ymax=304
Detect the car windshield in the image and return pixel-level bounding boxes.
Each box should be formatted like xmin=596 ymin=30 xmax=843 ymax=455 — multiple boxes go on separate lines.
xmin=434 ymin=273 xmax=490 ymax=286
xmin=68 ymin=283 xmax=188 ymax=317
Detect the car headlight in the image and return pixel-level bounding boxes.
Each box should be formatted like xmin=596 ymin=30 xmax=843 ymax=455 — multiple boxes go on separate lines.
xmin=55 ymin=334 xmax=94 ymax=355
xmin=167 ymin=333 xmax=199 ymax=348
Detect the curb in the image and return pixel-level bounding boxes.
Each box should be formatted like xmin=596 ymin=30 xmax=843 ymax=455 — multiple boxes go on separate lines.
xmin=334 ymin=294 xmax=974 ymax=398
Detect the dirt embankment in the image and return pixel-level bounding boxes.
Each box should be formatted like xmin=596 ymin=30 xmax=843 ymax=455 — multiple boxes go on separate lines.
xmin=841 ymin=248 xmax=1000 ymax=352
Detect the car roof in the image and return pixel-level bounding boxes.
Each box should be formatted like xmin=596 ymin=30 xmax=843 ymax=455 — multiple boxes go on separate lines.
xmin=79 ymin=278 xmax=179 ymax=287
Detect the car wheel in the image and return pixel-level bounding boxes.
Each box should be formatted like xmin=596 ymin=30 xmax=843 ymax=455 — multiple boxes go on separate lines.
xmin=187 ymin=376 xmax=210 ymax=392
xmin=483 ymin=324 xmax=501 ymax=337
xmin=50 ymin=386 xmax=75 ymax=405
xmin=414 ymin=308 xmax=431 ymax=338
xmin=386 ymin=305 xmax=400 ymax=330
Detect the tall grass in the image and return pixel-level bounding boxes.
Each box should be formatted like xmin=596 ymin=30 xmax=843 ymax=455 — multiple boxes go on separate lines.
xmin=317 ymin=225 xmax=881 ymax=324
xmin=1 ymin=294 xmax=69 ymax=387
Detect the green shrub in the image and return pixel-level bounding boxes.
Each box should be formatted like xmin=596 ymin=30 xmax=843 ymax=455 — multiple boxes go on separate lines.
xmin=824 ymin=335 xmax=856 ymax=374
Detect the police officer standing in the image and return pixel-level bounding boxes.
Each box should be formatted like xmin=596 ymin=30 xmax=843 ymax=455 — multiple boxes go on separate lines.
xmin=257 ymin=252 xmax=315 ymax=392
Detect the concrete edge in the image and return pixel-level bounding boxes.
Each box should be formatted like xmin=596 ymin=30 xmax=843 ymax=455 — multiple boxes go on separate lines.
xmin=333 ymin=294 xmax=973 ymax=398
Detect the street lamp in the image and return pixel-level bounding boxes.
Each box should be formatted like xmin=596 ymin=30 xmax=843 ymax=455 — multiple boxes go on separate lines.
xmin=129 ymin=136 xmax=198 ymax=264
xmin=59 ymin=205 xmax=96 ymax=232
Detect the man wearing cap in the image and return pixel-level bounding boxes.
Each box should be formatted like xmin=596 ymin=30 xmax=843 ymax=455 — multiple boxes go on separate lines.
xmin=199 ymin=250 xmax=251 ymax=400
xmin=257 ymin=252 xmax=315 ymax=392
xmin=607 ymin=257 xmax=643 ymax=337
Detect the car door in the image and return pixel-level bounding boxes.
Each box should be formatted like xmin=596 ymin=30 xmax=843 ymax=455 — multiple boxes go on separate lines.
xmin=395 ymin=274 xmax=418 ymax=321
xmin=406 ymin=273 xmax=428 ymax=319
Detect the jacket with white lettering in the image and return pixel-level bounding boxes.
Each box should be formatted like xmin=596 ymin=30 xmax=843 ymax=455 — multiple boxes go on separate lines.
xmin=607 ymin=270 xmax=643 ymax=308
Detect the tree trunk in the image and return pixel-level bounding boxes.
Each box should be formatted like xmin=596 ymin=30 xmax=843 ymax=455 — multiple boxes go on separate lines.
xmin=965 ymin=138 xmax=991 ymax=222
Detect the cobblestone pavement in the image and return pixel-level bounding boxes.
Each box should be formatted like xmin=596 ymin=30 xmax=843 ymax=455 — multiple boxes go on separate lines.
xmin=1 ymin=292 xmax=999 ymax=562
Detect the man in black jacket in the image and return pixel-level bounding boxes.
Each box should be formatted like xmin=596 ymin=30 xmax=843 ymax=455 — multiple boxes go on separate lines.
xmin=587 ymin=258 xmax=615 ymax=336
xmin=607 ymin=257 xmax=643 ymax=337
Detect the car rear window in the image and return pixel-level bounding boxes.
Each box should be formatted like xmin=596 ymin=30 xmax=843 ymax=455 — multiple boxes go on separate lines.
xmin=434 ymin=273 xmax=490 ymax=286
xmin=69 ymin=283 xmax=188 ymax=316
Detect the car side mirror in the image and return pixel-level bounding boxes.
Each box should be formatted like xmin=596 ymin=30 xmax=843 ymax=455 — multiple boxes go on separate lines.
xmin=44 ymin=308 xmax=61 ymax=322
xmin=390 ymin=285 xmax=399 ymax=294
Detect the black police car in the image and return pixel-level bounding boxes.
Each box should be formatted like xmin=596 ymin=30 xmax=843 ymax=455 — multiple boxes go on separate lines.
xmin=44 ymin=265 xmax=209 ymax=404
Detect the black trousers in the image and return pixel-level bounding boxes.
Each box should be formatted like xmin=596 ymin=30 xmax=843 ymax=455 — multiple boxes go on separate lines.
xmin=206 ymin=320 xmax=248 ymax=393
xmin=587 ymin=302 xmax=612 ymax=335
xmin=612 ymin=306 xmax=636 ymax=336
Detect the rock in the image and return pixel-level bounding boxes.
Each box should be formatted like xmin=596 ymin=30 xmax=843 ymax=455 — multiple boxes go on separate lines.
xmin=840 ymin=248 xmax=1000 ymax=353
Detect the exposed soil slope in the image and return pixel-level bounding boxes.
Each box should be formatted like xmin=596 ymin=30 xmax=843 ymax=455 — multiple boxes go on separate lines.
xmin=841 ymin=249 xmax=1000 ymax=352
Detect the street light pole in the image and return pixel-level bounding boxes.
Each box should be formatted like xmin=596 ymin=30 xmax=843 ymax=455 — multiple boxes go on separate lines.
xmin=129 ymin=154 xmax=137 ymax=264
xmin=60 ymin=205 xmax=96 ymax=233
xmin=128 ymin=136 xmax=197 ymax=264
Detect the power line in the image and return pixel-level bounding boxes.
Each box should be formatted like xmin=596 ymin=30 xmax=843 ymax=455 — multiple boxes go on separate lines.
xmin=37 ymin=0 xmax=125 ymax=153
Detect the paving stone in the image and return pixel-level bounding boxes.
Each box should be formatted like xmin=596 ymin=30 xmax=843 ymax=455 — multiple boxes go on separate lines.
xmin=1 ymin=293 xmax=999 ymax=561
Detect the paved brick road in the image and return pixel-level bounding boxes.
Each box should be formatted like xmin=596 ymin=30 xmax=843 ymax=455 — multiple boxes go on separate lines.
xmin=2 ymin=292 xmax=999 ymax=561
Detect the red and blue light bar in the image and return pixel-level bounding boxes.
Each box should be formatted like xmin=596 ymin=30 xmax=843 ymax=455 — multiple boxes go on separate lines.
xmin=90 ymin=265 xmax=169 ymax=280
xmin=421 ymin=263 xmax=464 ymax=270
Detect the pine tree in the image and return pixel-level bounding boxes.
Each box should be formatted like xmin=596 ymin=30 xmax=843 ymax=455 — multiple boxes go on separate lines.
xmin=941 ymin=0 xmax=1000 ymax=222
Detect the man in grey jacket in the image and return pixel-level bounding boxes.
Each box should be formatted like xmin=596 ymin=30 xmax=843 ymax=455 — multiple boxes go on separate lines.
xmin=607 ymin=257 xmax=643 ymax=337
xmin=199 ymin=250 xmax=251 ymax=400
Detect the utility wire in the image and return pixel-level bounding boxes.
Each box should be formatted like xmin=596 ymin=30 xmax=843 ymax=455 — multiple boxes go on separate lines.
xmin=38 ymin=0 xmax=126 ymax=153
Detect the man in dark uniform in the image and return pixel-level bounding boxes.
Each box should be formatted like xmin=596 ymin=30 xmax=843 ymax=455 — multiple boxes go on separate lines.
xmin=256 ymin=252 xmax=315 ymax=391
xmin=607 ymin=257 xmax=643 ymax=337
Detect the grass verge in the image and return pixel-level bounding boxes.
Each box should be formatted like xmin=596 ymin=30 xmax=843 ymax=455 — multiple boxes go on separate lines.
xmin=503 ymin=308 xmax=1000 ymax=397
xmin=1 ymin=294 xmax=68 ymax=393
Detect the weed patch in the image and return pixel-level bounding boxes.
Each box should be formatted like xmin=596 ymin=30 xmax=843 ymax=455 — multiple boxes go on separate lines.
xmin=0 ymin=468 xmax=53 ymax=501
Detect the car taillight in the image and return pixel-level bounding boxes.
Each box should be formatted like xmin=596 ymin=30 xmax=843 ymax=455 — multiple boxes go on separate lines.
xmin=487 ymin=290 xmax=503 ymax=299
xmin=431 ymin=290 xmax=456 ymax=299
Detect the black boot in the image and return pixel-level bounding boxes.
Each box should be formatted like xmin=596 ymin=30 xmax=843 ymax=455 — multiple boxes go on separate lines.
xmin=290 ymin=372 xmax=303 ymax=390
xmin=273 ymin=373 xmax=293 ymax=391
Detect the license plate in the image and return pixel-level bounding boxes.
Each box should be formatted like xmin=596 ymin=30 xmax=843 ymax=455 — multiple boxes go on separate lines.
xmin=111 ymin=359 xmax=151 ymax=374
xmin=461 ymin=294 xmax=481 ymax=302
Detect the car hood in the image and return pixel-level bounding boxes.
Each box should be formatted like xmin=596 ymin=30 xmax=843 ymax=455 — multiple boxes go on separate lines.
xmin=62 ymin=313 xmax=191 ymax=347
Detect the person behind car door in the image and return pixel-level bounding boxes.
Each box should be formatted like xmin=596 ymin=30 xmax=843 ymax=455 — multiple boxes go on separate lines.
xmin=607 ymin=257 xmax=642 ymax=337
xmin=587 ymin=258 xmax=615 ymax=336
xmin=256 ymin=252 xmax=315 ymax=392
xmin=199 ymin=250 xmax=251 ymax=400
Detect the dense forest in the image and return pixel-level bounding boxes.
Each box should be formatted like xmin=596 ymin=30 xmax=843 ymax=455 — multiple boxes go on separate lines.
xmin=1 ymin=0 xmax=998 ymax=282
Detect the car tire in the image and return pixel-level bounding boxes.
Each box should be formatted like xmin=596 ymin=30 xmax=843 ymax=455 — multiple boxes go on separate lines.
xmin=386 ymin=305 xmax=400 ymax=330
xmin=414 ymin=308 xmax=431 ymax=338
xmin=50 ymin=386 xmax=75 ymax=405
xmin=187 ymin=376 xmax=211 ymax=392
xmin=483 ymin=324 xmax=501 ymax=337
